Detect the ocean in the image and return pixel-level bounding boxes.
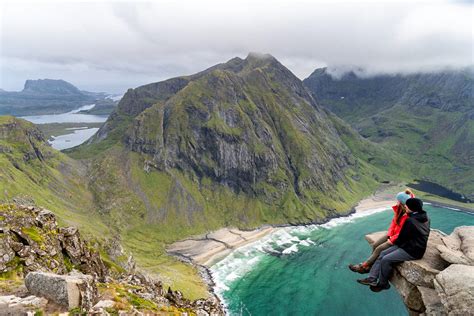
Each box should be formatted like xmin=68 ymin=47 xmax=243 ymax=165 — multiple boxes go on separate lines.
xmin=210 ymin=204 xmax=474 ymax=315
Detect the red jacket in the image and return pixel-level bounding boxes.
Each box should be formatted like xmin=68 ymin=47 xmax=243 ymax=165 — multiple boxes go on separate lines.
xmin=387 ymin=205 xmax=408 ymax=243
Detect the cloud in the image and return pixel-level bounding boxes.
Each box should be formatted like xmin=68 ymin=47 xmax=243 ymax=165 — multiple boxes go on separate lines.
xmin=0 ymin=0 xmax=472 ymax=93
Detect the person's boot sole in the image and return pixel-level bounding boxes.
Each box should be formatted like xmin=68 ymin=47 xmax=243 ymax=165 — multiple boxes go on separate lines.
xmin=370 ymin=284 xmax=391 ymax=292
xmin=356 ymin=278 xmax=377 ymax=286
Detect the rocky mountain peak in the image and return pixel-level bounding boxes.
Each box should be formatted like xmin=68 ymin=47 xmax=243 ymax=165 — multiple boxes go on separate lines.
xmin=114 ymin=54 xmax=355 ymax=202
xmin=244 ymin=52 xmax=278 ymax=66
xmin=22 ymin=79 xmax=83 ymax=95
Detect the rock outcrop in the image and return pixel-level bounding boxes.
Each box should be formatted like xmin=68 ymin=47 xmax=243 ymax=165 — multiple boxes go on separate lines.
xmin=0 ymin=204 xmax=107 ymax=279
xmin=0 ymin=203 xmax=225 ymax=315
xmin=25 ymin=271 xmax=97 ymax=310
xmin=366 ymin=226 xmax=474 ymax=315
xmin=0 ymin=294 xmax=47 ymax=315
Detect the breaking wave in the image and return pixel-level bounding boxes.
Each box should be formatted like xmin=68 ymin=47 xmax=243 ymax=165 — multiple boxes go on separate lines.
xmin=209 ymin=206 xmax=391 ymax=311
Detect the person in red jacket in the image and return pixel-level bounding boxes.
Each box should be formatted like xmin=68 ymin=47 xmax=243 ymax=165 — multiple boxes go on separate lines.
xmin=348 ymin=189 xmax=414 ymax=274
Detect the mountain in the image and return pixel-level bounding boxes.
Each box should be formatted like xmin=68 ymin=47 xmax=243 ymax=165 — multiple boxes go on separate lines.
xmin=83 ymin=53 xmax=403 ymax=218
xmin=1 ymin=54 xmax=407 ymax=299
xmin=0 ymin=116 xmax=101 ymax=234
xmin=66 ymin=53 xmax=407 ymax=296
xmin=22 ymin=79 xmax=83 ymax=95
xmin=0 ymin=79 xmax=107 ymax=116
xmin=303 ymin=68 xmax=474 ymax=199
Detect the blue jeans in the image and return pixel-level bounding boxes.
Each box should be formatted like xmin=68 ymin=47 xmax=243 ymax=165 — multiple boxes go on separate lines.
xmin=369 ymin=245 xmax=415 ymax=286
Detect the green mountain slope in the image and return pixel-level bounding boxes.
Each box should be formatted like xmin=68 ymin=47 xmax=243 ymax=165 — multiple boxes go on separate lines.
xmin=0 ymin=55 xmax=411 ymax=299
xmin=66 ymin=54 xmax=408 ymax=296
xmin=303 ymin=68 xmax=474 ymax=199
xmin=0 ymin=116 xmax=106 ymax=235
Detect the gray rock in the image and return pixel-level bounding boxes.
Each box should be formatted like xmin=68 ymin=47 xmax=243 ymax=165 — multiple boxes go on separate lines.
xmin=434 ymin=264 xmax=474 ymax=315
xmin=25 ymin=271 xmax=97 ymax=310
xmin=436 ymin=245 xmax=472 ymax=265
xmin=366 ymin=228 xmax=474 ymax=316
xmin=0 ymin=235 xmax=15 ymax=272
xmin=456 ymin=226 xmax=474 ymax=263
xmin=438 ymin=226 xmax=474 ymax=266
xmin=390 ymin=269 xmax=424 ymax=313
xmin=94 ymin=299 xmax=115 ymax=309
xmin=0 ymin=294 xmax=47 ymax=316
xmin=418 ymin=286 xmax=446 ymax=316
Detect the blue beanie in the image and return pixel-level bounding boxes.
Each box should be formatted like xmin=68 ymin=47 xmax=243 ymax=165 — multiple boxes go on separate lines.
xmin=396 ymin=192 xmax=411 ymax=205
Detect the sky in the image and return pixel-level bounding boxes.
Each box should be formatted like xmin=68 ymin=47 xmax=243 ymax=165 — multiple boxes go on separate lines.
xmin=1 ymin=0 xmax=473 ymax=93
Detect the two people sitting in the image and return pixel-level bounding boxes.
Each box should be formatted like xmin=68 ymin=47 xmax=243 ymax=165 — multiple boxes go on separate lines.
xmin=348 ymin=189 xmax=431 ymax=292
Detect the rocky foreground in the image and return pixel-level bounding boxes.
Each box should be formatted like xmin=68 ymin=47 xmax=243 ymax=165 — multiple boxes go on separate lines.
xmin=0 ymin=204 xmax=224 ymax=315
xmin=366 ymin=227 xmax=474 ymax=315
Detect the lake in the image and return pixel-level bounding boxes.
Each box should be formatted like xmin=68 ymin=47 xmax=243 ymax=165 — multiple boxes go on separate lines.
xmin=20 ymin=104 xmax=108 ymax=150
xmin=210 ymin=205 xmax=474 ymax=315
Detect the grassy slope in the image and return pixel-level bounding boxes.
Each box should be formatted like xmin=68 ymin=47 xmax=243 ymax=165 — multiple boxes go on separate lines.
xmin=0 ymin=66 xmax=416 ymax=300
xmin=62 ymin=59 xmax=419 ymax=298
xmin=304 ymin=70 xmax=473 ymax=198
xmin=357 ymin=104 xmax=473 ymax=196
xmin=66 ymin=104 xmax=411 ymax=299
xmin=0 ymin=116 xmax=109 ymax=237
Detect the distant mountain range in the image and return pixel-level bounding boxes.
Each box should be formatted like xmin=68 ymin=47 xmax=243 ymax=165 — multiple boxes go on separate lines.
xmin=0 ymin=79 xmax=117 ymax=116
xmin=303 ymin=67 xmax=473 ymax=199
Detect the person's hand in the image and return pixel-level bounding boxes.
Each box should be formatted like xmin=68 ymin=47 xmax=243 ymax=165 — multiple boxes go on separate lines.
xmin=388 ymin=239 xmax=393 ymax=245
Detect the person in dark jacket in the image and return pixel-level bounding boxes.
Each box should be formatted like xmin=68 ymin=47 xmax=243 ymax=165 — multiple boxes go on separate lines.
xmin=357 ymin=198 xmax=430 ymax=292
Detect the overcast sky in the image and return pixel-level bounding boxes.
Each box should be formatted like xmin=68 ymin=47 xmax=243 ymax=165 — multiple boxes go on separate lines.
xmin=1 ymin=0 xmax=472 ymax=93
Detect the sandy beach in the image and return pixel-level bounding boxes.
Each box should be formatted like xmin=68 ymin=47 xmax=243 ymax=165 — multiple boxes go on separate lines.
xmin=354 ymin=192 xmax=394 ymax=213
xmin=167 ymin=193 xmax=396 ymax=267
xmin=167 ymin=226 xmax=280 ymax=267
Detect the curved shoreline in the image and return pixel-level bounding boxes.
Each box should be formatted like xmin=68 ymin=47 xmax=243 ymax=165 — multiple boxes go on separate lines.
xmin=165 ymin=193 xmax=396 ymax=313
xmin=166 ymin=192 xmax=472 ymax=313
xmin=166 ymin=194 xmax=395 ymax=269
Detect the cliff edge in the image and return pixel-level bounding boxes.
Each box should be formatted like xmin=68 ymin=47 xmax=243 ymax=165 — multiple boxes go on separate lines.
xmin=366 ymin=226 xmax=474 ymax=315
xmin=0 ymin=204 xmax=224 ymax=315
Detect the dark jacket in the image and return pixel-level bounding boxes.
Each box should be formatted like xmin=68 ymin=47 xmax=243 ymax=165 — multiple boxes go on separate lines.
xmin=394 ymin=210 xmax=430 ymax=259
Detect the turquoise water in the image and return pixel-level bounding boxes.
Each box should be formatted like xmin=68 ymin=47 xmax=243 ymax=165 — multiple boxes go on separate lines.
xmin=210 ymin=205 xmax=474 ymax=315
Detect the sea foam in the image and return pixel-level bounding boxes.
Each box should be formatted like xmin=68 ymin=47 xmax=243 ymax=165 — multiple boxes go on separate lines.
xmin=210 ymin=206 xmax=391 ymax=310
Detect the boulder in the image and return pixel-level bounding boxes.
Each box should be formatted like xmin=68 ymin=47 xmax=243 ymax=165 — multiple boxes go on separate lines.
xmin=24 ymin=271 xmax=97 ymax=310
xmin=390 ymin=269 xmax=424 ymax=313
xmin=0 ymin=235 xmax=15 ymax=272
xmin=418 ymin=286 xmax=446 ymax=316
xmin=0 ymin=295 xmax=47 ymax=316
xmin=434 ymin=264 xmax=474 ymax=315
xmin=438 ymin=226 xmax=474 ymax=266
xmin=366 ymin=228 xmax=474 ymax=315
xmin=457 ymin=226 xmax=474 ymax=262
xmin=436 ymin=245 xmax=472 ymax=265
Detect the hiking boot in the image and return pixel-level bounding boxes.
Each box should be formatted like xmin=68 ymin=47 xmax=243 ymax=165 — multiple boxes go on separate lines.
xmin=370 ymin=283 xmax=391 ymax=292
xmin=348 ymin=263 xmax=370 ymax=274
xmin=356 ymin=277 xmax=378 ymax=286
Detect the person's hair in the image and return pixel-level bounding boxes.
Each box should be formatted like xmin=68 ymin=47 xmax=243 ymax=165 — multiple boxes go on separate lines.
xmin=396 ymin=203 xmax=407 ymax=224
xmin=404 ymin=188 xmax=413 ymax=196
